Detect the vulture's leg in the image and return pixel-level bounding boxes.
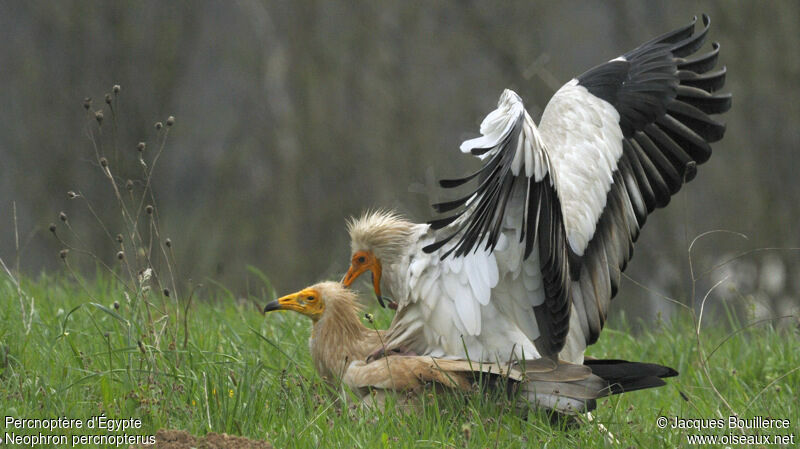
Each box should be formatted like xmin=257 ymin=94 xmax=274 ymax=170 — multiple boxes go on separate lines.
xmin=365 ymin=346 xmax=418 ymax=363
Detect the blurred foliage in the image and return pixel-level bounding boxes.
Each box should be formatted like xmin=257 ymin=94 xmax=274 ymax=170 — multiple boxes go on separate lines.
xmin=1 ymin=1 xmax=799 ymax=323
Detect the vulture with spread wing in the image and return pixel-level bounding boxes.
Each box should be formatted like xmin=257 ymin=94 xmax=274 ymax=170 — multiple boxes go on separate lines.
xmin=342 ymin=15 xmax=731 ymax=365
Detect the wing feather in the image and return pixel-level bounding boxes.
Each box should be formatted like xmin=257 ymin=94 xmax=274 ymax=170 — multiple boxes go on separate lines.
xmin=545 ymin=14 xmax=730 ymax=346
xmin=424 ymin=90 xmax=572 ymax=355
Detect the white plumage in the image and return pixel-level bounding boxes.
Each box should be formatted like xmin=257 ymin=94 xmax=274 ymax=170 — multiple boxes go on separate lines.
xmin=540 ymin=80 xmax=624 ymax=255
xmin=343 ymin=15 xmax=730 ymax=371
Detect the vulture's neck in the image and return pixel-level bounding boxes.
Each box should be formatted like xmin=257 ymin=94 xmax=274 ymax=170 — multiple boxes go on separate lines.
xmin=376 ymin=223 xmax=428 ymax=301
xmin=310 ymin=300 xmax=381 ymax=381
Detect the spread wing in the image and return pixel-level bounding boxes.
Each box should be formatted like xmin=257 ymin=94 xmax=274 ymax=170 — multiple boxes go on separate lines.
xmin=424 ymin=15 xmax=730 ymax=353
xmin=541 ymin=14 xmax=730 ymax=346
xmin=421 ymin=89 xmax=571 ymax=357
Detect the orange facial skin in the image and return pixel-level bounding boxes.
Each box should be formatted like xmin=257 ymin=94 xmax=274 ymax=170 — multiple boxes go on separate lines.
xmin=342 ymin=250 xmax=390 ymax=308
xmin=263 ymin=288 xmax=325 ymax=321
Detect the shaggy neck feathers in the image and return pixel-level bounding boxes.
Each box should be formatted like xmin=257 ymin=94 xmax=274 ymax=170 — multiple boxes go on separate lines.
xmin=347 ymin=210 xmax=417 ymax=266
xmin=309 ymin=282 xmax=380 ymax=381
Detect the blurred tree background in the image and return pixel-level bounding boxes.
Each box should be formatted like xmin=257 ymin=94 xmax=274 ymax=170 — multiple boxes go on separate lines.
xmin=1 ymin=0 xmax=798 ymax=326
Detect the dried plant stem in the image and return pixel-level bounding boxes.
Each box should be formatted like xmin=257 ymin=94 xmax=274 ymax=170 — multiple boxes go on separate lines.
xmin=1 ymin=255 xmax=34 ymax=334
xmin=134 ymin=128 xmax=170 ymax=225
xmin=692 ymin=276 xmax=735 ymax=415
xmin=366 ymin=317 xmax=394 ymax=390
xmin=86 ymin=119 xmax=137 ymax=239
xmin=152 ymin=223 xmax=180 ymax=340
xmin=52 ymin=231 xmax=133 ymax=291
xmin=13 ymin=201 xmax=20 ymax=273
xmin=182 ymin=285 xmax=196 ymax=350
xmin=686 ymin=222 xmax=738 ymax=416
xmin=704 ymin=315 xmax=796 ymax=364
xmin=743 ymin=365 xmax=800 ymax=414
xmin=56 ymin=88 xmax=183 ymax=392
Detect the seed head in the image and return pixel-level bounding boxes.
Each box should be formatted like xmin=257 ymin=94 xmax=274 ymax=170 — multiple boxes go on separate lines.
xmin=154 ymin=122 xmax=163 ymax=130
xmin=59 ymin=211 xmax=67 ymax=222
xmin=163 ymin=288 xmax=170 ymax=297
xmin=116 ymin=251 xmax=124 ymax=260
xmin=83 ymin=97 xmax=92 ymax=110
xmin=461 ymin=423 xmax=471 ymax=441
xmin=165 ymin=238 xmax=172 ymax=248
xmin=104 ymin=331 xmax=110 ymax=338
xmin=116 ymin=234 xmax=123 ymax=243
xmin=112 ymin=84 xmax=121 ymax=94
xmin=59 ymin=249 xmax=69 ymax=260
xmin=145 ymin=205 xmax=153 ymax=215
xmin=126 ymin=179 xmax=134 ymax=191
xmin=113 ymin=301 xmax=120 ymax=310
xmin=67 ymin=190 xmax=78 ymax=199
xmin=99 ymin=157 xmax=108 ymax=168
xmin=136 ymin=142 xmax=146 ymax=152
xmin=49 ymin=223 xmax=57 ymax=233
xmin=95 ymin=110 xmax=104 ymax=124
xmin=166 ymin=116 xmax=175 ymax=127
xmin=104 ymin=93 xmax=112 ymax=104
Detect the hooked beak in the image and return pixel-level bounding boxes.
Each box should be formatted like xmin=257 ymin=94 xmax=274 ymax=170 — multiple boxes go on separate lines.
xmin=263 ymin=292 xmax=304 ymax=314
xmin=263 ymin=301 xmax=282 ymax=313
xmin=342 ymin=260 xmax=381 ymax=297
xmin=342 ymin=259 xmax=385 ymax=306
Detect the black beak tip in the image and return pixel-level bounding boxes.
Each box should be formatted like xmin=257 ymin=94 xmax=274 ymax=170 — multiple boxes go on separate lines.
xmin=263 ymin=301 xmax=280 ymax=313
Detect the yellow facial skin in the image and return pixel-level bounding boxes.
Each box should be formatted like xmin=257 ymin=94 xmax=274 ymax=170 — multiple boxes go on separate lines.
xmin=342 ymin=250 xmax=382 ymax=299
xmin=264 ymin=288 xmax=325 ymax=321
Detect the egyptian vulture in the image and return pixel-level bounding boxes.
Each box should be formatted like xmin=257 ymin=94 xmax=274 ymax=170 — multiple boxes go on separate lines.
xmin=264 ymin=281 xmax=677 ymax=413
xmin=342 ymin=15 xmax=730 ymax=365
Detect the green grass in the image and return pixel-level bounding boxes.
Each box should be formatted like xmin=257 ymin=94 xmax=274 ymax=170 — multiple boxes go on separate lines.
xmin=1 ymin=274 xmax=798 ymax=448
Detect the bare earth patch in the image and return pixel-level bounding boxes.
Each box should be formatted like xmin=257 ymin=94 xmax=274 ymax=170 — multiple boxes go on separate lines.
xmin=131 ymin=429 xmax=273 ymax=449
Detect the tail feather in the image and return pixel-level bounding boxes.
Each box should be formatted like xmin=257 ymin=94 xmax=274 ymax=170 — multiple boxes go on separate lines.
xmin=584 ymin=358 xmax=678 ymax=394
xmin=519 ymin=358 xmax=678 ymax=415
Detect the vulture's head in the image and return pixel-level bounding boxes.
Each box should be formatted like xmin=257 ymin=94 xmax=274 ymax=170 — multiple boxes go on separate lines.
xmin=264 ymin=281 xmax=357 ymax=322
xmin=342 ymin=210 xmax=414 ymax=307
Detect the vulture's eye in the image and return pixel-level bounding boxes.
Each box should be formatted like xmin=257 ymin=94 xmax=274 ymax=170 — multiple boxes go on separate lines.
xmin=307 ymin=295 xmax=316 ymax=302
xmin=357 ymin=256 xmax=366 ymax=264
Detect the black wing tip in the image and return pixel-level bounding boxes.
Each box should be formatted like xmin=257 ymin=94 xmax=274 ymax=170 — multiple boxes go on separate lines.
xmin=439 ymin=177 xmax=469 ymax=188
xmin=687 ymin=13 xmax=711 ymax=31
xmin=717 ymin=93 xmax=733 ymax=113
xmin=428 ymin=214 xmax=460 ymax=230
xmin=663 ymin=366 xmax=680 ymax=378
xmin=431 ymin=198 xmax=467 ymax=214
xmin=683 ymin=160 xmax=698 ymax=182
xmin=694 ymin=13 xmax=710 ymax=31
xmin=421 ymin=242 xmax=439 ymax=254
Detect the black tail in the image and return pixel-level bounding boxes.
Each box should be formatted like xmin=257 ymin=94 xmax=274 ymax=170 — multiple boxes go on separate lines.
xmin=584 ymin=359 xmax=678 ymax=395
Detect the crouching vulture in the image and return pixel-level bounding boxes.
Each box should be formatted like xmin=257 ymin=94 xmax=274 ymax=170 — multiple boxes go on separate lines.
xmin=264 ymin=282 xmax=676 ymax=413
xmin=341 ymin=14 xmax=730 ymax=366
